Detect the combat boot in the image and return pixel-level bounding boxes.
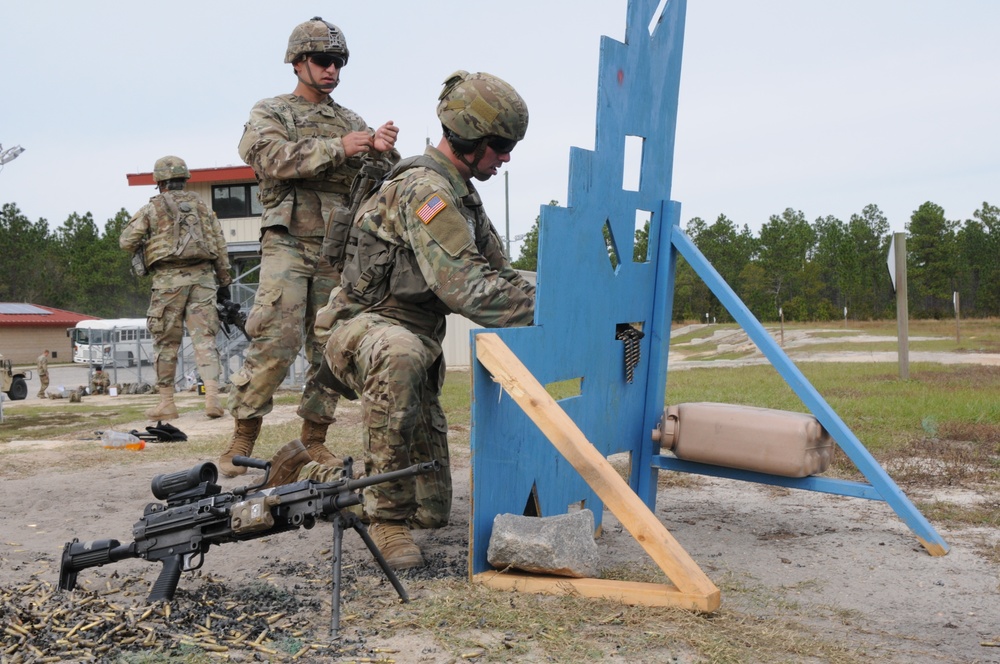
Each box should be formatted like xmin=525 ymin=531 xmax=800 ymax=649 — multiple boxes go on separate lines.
xmin=203 ymin=380 xmax=224 ymax=419
xmin=146 ymin=387 xmax=179 ymax=420
xmin=300 ymin=420 xmax=342 ymax=467
xmin=369 ymin=520 xmax=425 ymax=570
xmin=263 ymin=439 xmax=313 ymax=490
xmin=218 ymin=417 xmax=262 ymax=477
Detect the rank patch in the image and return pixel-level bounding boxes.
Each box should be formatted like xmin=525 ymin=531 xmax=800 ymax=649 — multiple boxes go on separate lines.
xmin=416 ymin=195 xmax=447 ymax=224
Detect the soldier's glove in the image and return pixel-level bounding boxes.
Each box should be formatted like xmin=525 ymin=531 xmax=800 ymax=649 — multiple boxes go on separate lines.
xmin=216 ymin=285 xmax=232 ymax=305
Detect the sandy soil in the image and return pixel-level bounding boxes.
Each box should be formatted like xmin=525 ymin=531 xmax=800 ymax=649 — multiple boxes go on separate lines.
xmin=2 ymin=331 xmax=999 ymax=662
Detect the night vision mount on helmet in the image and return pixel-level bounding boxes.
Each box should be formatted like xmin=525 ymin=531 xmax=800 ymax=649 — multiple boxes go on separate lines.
xmin=285 ymin=16 xmax=350 ymax=65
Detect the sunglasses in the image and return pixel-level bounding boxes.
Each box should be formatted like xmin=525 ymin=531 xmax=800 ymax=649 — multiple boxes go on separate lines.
xmin=308 ymin=53 xmax=345 ymax=69
xmin=486 ymin=136 xmax=517 ymax=154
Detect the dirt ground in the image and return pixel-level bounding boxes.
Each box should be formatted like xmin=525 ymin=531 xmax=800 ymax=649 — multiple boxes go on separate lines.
xmin=2 ymin=332 xmax=999 ymax=662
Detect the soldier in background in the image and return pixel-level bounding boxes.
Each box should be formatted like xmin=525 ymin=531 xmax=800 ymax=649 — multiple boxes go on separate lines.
xmin=36 ymin=349 xmax=49 ymax=398
xmin=218 ymin=16 xmax=400 ymax=477
xmin=120 ymin=156 xmax=232 ymax=421
xmin=89 ymin=366 xmax=111 ymax=395
xmin=264 ymin=71 xmax=535 ymax=569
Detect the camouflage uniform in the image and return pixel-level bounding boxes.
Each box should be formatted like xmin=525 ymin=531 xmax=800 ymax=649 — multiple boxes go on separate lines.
xmin=315 ymin=145 xmax=535 ymax=528
xmin=229 ymin=93 xmax=399 ymax=424
xmin=121 ymin=190 xmax=232 ymax=390
xmin=36 ymin=352 xmax=49 ymax=398
xmin=90 ymin=369 xmax=111 ymax=395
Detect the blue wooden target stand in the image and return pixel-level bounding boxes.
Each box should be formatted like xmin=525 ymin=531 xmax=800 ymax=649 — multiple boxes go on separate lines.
xmin=470 ymin=0 xmax=947 ymax=612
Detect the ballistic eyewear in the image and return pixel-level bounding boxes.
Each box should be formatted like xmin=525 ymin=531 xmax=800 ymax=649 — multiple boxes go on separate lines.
xmin=308 ymin=53 xmax=345 ymax=69
xmin=486 ymin=136 xmax=518 ymax=154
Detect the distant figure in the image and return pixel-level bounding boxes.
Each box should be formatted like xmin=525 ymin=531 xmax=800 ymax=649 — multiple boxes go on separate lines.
xmin=36 ymin=350 xmax=49 ymax=398
xmin=90 ymin=366 xmax=111 ymax=395
xmin=120 ymin=155 xmax=233 ymax=421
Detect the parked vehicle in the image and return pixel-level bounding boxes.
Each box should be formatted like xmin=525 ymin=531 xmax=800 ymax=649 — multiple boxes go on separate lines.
xmin=1 ymin=354 xmax=29 ymax=400
xmin=68 ymin=319 xmax=153 ymax=368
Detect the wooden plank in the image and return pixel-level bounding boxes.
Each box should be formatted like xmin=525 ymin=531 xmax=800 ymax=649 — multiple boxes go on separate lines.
xmin=474 ymin=572 xmax=720 ymax=612
xmin=475 ymin=332 xmax=718 ymax=600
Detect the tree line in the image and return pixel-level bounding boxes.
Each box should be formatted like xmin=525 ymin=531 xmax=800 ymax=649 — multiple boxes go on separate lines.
xmin=3 ymin=199 xmax=997 ymax=323
xmin=512 ymin=200 xmax=1000 ymax=322
xmin=0 ymin=203 xmax=149 ymax=317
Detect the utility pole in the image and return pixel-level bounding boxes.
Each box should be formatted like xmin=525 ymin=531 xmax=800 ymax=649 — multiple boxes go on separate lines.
xmin=504 ymin=170 xmax=511 ymax=258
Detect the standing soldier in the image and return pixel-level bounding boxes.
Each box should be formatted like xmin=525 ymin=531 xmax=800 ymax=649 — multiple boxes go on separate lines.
xmin=36 ymin=349 xmax=49 ymax=399
xmin=219 ymin=16 xmax=400 ymax=477
xmin=120 ymin=156 xmax=232 ymax=420
xmin=264 ymin=71 xmax=535 ymax=569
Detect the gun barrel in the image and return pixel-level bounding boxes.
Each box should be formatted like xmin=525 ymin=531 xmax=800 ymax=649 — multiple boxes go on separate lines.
xmin=345 ymin=460 xmax=440 ymax=493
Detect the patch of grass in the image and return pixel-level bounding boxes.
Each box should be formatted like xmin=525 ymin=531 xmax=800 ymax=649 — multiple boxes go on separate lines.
xmin=916 ymin=499 xmax=1000 ymax=529
xmin=666 ymin=362 xmax=1000 ymax=458
xmin=0 ymin=397 xmax=173 ymax=443
xmin=390 ymin=578 xmax=871 ymax=663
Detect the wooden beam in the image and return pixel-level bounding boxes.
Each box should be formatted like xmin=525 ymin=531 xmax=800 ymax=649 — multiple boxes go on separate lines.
xmin=474 ymin=571 xmax=720 ymax=612
xmin=475 ymin=332 xmax=719 ymax=606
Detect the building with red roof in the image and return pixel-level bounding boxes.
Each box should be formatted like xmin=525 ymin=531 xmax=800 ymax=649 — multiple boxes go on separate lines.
xmin=0 ymin=303 xmax=98 ymax=364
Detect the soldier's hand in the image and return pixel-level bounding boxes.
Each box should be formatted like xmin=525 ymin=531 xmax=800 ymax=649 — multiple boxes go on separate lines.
xmin=373 ymin=121 xmax=398 ymax=153
xmin=216 ymin=285 xmax=231 ymax=305
xmin=341 ymin=131 xmax=374 ymax=157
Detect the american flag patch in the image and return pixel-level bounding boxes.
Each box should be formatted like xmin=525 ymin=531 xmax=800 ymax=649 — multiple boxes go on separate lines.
xmin=416 ymin=195 xmax=447 ymax=223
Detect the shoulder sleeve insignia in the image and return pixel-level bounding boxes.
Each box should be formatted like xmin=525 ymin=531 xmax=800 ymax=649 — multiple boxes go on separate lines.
xmin=416 ymin=195 xmax=447 ymax=224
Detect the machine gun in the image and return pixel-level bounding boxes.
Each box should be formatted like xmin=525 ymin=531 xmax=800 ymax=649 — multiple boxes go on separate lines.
xmin=59 ymin=456 xmax=439 ymax=637
xmin=216 ymin=298 xmax=251 ymax=342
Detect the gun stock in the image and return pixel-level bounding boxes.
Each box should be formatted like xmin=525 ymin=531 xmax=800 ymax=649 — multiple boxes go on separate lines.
xmin=59 ymin=538 xmax=138 ymax=592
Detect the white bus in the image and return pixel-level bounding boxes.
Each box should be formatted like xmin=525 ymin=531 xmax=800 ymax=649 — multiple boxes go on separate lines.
xmin=69 ymin=319 xmax=153 ymax=367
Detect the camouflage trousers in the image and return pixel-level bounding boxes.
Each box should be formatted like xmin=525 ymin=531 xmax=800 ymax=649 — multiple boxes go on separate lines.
xmin=228 ymin=229 xmax=341 ymax=423
xmin=37 ymin=373 xmax=48 ymax=397
xmin=147 ymin=283 xmax=221 ymax=389
xmin=323 ymin=313 xmax=451 ymax=529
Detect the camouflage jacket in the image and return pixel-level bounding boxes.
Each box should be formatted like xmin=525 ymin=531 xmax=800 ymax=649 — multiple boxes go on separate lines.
xmin=121 ymin=190 xmax=231 ymax=290
xmin=238 ymin=93 xmax=400 ymax=238
xmin=318 ymin=146 xmax=534 ymax=344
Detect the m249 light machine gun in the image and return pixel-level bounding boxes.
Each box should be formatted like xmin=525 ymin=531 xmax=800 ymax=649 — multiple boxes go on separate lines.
xmin=59 ymin=456 xmax=439 ymax=637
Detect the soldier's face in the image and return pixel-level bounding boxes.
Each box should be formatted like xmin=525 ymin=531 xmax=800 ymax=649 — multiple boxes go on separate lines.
xmin=472 ymin=145 xmax=511 ymax=182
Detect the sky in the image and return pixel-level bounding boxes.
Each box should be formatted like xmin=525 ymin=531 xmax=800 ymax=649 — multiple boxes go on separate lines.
xmin=2 ymin=1 xmax=998 ymax=257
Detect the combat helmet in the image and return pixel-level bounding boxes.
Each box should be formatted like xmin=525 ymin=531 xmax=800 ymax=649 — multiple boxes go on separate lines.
xmin=285 ymin=17 xmax=349 ymax=65
xmin=437 ymin=70 xmax=528 ymax=145
xmin=152 ymin=156 xmax=190 ymax=183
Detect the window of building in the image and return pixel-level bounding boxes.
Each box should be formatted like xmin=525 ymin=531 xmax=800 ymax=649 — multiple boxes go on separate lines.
xmin=212 ymin=184 xmax=262 ymax=219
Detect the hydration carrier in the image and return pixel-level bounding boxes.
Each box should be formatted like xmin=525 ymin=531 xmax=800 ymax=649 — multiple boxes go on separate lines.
xmin=161 ymin=193 xmax=217 ymax=263
xmin=143 ymin=192 xmax=218 ymax=269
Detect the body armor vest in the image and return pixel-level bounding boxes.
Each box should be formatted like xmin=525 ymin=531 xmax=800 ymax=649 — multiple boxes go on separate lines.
xmin=341 ymin=156 xmax=483 ymax=313
xmin=254 ymin=95 xmax=359 ymax=211
xmin=144 ymin=191 xmax=218 ymax=268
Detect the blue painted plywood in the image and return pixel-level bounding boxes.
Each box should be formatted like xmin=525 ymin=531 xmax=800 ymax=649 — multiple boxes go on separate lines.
xmin=470 ymin=0 xmax=687 ymax=575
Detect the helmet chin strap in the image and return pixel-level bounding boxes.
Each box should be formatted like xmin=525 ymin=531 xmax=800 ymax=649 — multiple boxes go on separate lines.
xmin=296 ymin=63 xmax=339 ymax=93
xmin=451 ymin=138 xmax=490 ymax=180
